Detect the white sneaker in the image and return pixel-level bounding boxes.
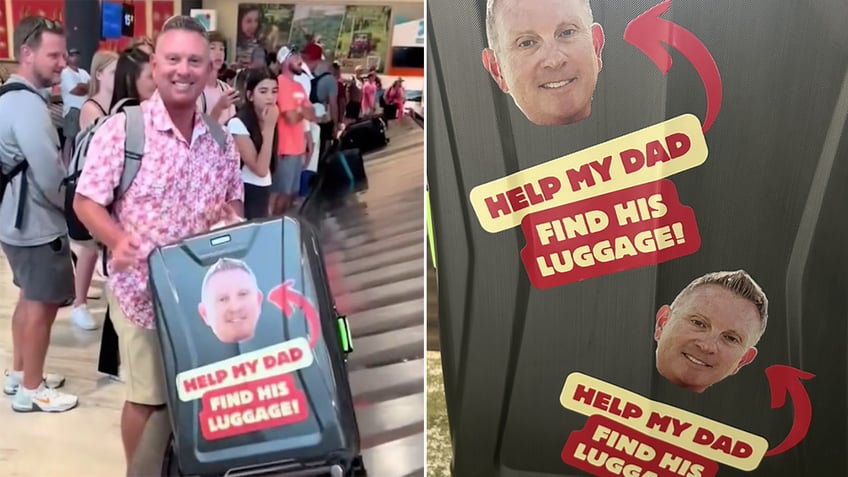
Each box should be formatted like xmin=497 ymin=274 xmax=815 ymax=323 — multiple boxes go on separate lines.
xmin=12 ymin=383 xmax=78 ymax=413
xmin=71 ymin=305 xmax=99 ymax=330
xmin=3 ymin=369 xmax=66 ymax=395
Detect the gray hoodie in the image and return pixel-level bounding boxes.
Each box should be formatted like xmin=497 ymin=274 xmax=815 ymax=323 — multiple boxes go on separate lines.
xmin=0 ymin=74 xmax=68 ymax=246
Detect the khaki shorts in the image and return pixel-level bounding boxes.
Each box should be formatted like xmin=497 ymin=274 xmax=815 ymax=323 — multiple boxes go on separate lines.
xmin=108 ymin=292 xmax=167 ymax=406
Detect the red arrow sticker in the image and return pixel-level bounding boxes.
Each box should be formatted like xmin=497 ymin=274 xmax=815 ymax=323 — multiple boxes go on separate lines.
xmin=267 ymin=280 xmax=321 ymax=349
xmin=624 ymin=0 xmax=723 ymax=133
xmin=764 ymin=365 xmax=816 ymax=457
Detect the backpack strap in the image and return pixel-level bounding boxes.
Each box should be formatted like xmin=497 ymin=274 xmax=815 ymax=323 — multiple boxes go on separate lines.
xmin=0 ymin=82 xmax=44 ymax=103
xmin=200 ymin=113 xmax=228 ymax=150
xmin=1 ymin=160 xmax=29 ymax=229
xmin=111 ymin=97 xmax=137 ymax=115
xmin=116 ymin=105 xmax=145 ymax=200
xmin=0 ymin=82 xmax=44 ymax=229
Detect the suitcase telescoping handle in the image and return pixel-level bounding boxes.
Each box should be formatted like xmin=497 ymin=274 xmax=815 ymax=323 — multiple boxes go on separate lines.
xmin=177 ymin=222 xmax=256 ymax=264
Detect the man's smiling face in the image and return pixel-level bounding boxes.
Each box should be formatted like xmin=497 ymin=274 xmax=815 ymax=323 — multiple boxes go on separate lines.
xmin=482 ymin=0 xmax=605 ymax=126
xmin=654 ymin=284 xmax=762 ymax=393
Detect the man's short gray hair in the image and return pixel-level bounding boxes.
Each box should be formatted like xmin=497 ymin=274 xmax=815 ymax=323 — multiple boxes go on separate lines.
xmin=485 ymin=0 xmax=594 ymax=51
xmin=671 ymin=270 xmax=769 ymax=338
xmin=160 ymin=15 xmax=209 ymax=38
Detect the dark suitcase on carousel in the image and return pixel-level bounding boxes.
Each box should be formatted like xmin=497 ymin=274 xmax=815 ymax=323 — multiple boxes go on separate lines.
xmin=324 ymin=147 xmax=368 ymax=197
xmin=147 ymin=216 xmax=364 ymax=477
xmin=340 ymin=117 xmax=388 ymax=154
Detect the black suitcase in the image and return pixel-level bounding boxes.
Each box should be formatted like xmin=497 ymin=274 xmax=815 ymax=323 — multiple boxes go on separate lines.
xmin=428 ymin=0 xmax=848 ymax=476
xmin=323 ymin=148 xmax=368 ymax=197
xmin=340 ymin=117 xmax=388 ymax=154
xmin=148 ymin=216 xmax=363 ymax=477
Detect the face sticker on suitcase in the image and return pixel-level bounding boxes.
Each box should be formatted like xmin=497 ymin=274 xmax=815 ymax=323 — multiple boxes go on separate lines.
xmin=173 ymin=258 xmax=324 ymax=441
xmin=468 ymin=114 xmax=709 ymax=289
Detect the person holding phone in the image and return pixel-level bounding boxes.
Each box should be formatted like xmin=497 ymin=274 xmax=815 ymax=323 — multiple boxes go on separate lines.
xmin=199 ymin=31 xmax=238 ymax=124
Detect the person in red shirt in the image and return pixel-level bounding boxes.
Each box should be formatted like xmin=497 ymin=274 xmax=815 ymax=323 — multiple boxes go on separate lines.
xmin=271 ymin=46 xmax=316 ymax=215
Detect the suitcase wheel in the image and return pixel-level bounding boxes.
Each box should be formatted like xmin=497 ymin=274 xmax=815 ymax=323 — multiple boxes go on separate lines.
xmin=161 ymin=437 xmax=187 ymax=476
xmin=347 ymin=455 xmax=367 ymax=476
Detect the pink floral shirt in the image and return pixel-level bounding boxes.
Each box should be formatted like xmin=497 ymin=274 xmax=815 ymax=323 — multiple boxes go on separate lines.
xmin=76 ymin=91 xmax=243 ymax=329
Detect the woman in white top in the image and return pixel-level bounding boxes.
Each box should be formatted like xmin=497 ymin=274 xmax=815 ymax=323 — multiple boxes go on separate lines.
xmin=69 ymin=49 xmax=118 ymax=331
xmin=227 ymin=67 xmax=280 ymax=219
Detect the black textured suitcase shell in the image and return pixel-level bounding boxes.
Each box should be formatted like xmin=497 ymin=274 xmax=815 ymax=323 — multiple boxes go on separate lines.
xmin=148 ymin=216 xmax=361 ymax=476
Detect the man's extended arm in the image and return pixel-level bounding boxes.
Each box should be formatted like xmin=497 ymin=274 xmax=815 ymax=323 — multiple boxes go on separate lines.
xmin=73 ymin=114 xmax=129 ymax=249
xmin=70 ymin=82 xmax=89 ymax=96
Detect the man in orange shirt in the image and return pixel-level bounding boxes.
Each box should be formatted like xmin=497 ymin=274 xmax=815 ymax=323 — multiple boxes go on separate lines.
xmin=271 ymin=46 xmax=316 ymax=215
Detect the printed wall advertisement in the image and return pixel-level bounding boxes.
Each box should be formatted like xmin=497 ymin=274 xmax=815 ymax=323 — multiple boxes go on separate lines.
xmin=235 ymin=3 xmax=392 ymax=73
xmin=190 ymin=9 xmax=218 ymax=32
xmin=427 ymin=0 xmax=848 ymax=476
xmin=333 ymin=5 xmax=391 ymax=73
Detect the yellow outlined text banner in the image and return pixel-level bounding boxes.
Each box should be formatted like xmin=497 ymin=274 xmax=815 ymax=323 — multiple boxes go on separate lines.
xmin=469 ymin=114 xmax=708 ymax=233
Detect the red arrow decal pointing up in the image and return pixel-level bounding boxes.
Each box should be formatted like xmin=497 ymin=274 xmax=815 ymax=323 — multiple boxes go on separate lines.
xmin=764 ymin=365 xmax=815 ymax=457
xmin=624 ymin=0 xmax=723 ymax=133
xmin=267 ymin=280 xmax=320 ymax=349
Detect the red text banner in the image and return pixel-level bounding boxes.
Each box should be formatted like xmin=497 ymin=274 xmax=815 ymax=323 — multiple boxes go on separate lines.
xmin=563 ymin=414 xmax=719 ymax=477
xmin=199 ymin=373 xmax=308 ymax=441
xmin=519 ymin=180 xmax=701 ymax=289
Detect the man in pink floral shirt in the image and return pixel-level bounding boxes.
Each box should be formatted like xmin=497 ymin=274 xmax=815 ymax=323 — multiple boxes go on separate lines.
xmin=73 ymin=16 xmax=243 ymax=471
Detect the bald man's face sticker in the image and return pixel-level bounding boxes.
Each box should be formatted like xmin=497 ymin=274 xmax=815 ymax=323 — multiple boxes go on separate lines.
xmin=199 ymin=268 xmax=264 ymax=343
xmin=482 ymin=0 xmax=605 ymax=126
xmin=654 ymin=285 xmax=762 ymax=393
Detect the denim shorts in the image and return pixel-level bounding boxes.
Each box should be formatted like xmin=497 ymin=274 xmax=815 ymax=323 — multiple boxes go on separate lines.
xmin=270 ymin=155 xmax=304 ymax=195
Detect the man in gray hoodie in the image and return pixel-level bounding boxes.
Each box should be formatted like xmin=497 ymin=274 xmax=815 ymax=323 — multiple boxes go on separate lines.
xmin=0 ymin=15 xmax=78 ymax=413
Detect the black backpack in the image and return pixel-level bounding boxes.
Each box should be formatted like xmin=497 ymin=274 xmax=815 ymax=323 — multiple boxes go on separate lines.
xmin=0 ymin=82 xmax=46 ymax=229
xmin=309 ymin=72 xmax=332 ymax=105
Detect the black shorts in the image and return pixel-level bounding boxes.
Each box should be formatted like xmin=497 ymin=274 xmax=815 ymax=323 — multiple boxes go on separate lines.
xmin=317 ymin=122 xmax=335 ymax=172
xmin=345 ymin=102 xmax=361 ymax=119
xmin=244 ymin=183 xmax=271 ymax=220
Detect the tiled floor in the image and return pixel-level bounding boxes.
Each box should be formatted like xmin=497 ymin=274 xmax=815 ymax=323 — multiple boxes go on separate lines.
xmin=0 ymin=272 xmax=126 ymax=476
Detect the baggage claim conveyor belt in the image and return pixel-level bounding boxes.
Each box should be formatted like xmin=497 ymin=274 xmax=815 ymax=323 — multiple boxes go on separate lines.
xmin=130 ymin=123 xmax=427 ymax=477
xmin=319 ymin=124 xmax=426 ymax=477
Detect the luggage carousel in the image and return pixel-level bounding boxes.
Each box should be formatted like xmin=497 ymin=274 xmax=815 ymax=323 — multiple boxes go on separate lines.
xmin=316 ymin=122 xmax=426 ymax=477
